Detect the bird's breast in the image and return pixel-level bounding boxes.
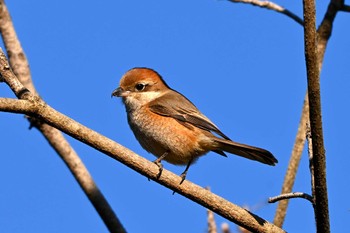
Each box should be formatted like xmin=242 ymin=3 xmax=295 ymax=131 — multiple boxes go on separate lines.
xmin=127 ymin=106 xmax=213 ymax=165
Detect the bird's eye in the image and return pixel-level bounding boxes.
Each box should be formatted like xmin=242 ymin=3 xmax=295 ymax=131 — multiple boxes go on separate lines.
xmin=135 ymin=83 xmax=146 ymax=91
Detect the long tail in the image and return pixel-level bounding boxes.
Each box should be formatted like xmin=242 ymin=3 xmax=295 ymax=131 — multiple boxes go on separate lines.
xmin=213 ymin=138 xmax=278 ymax=166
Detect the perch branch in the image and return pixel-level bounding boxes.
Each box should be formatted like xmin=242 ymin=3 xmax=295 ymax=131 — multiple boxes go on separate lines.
xmin=0 ymin=50 xmax=284 ymax=233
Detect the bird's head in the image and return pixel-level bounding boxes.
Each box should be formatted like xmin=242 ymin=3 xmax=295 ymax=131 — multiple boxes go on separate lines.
xmin=112 ymin=67 xmax=170 ymax=110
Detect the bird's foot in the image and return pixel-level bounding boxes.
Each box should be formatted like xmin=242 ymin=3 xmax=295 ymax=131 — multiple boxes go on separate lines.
xmin=179 ymin=171 xmax=187 ymax=185
xmin=153 ymin=159 xmax=163 ymax=179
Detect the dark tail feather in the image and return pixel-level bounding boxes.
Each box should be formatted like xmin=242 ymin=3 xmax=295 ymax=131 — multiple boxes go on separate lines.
xmin=213 ymin=138 xmax=278 ymax=166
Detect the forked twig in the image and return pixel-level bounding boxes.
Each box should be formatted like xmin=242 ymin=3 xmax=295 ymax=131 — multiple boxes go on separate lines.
xmin=228 ymin=0 xmax=303 ymax=25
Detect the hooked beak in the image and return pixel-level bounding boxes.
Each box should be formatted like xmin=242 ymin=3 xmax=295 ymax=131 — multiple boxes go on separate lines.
xmin=111 ymin=87 xmax=129 ymax=98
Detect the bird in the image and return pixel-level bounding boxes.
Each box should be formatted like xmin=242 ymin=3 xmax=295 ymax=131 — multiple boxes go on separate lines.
xmin=112 ymin=67 xmax=277 ymax=183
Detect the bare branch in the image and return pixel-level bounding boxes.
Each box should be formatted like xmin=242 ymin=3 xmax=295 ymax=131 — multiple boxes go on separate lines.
xmin=207 ymin=209 xmax=217 ymax=233
xmin=37 ymin=123 xmax=127 ymax=233
xmin=0 ymin=52 xmax=285 ymax=233
xmin=0 ymin=1 xmax=125 ymax=231
xmin=273 ymin=95 xmax=309 ymax=227
xmin=317 ymin=0 xmax=345 ymax=69
xmin=340 ymin=4 xmax=350 ymax=12
xmin=0 ymin=0 xmax=35 ymax=93
xmin=206 ymin=187 xmax=218 ymax=233
xmin=228 ymin=0 xmax=303 ymax=25
xmin=269 ymin=192 xmax=314 ymax=204
xmin=303 ymin=0 xmax=330 ymax=231
xmin=273 ymin=0 xmax=344 ymax=227
xmin=227 ymin=0 xmax=343 ymax=229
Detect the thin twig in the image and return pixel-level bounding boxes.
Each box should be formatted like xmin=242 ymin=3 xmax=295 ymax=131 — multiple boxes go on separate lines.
xmin=228 ymin=0 xmax=303 ymax=25
xmin=303 ymin=0 xmax=330 ymax=231
xmin=269 ymin=192 xmax=314 ymax=204
xmin=0 ymin=53 xmax=285 ymax=232
xmin=0 ymin=1 xmax=125 ymax=232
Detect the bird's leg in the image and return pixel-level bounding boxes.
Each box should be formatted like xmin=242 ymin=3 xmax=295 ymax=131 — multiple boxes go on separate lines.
xmin=153 ymin=151 xmax=169 ymax=179
xmin=179 ymin=158 xmax=193 ymax=184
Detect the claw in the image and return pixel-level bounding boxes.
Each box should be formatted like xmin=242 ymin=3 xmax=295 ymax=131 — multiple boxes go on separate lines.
xmin=178 ymin=158 xmax=193 ymax=184
xmin=153 ymin=160 xmax=164 ymax=179
xmin=172 ymin=170 xmax=188 ymax=195
xmin=153 ymin=151 xmax=169 ymax=180
xmin=179 ymin=171 xmax=187 ymax=185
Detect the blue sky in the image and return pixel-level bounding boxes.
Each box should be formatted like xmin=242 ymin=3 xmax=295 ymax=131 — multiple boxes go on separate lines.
xmin=0 ymin=1 xmax=349 ymax=232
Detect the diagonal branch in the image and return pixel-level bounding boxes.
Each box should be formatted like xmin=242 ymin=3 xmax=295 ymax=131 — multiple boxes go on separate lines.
xmin=273 ymin=95 xmax=309 ymax=227
xmin=0 ymin=51 xmax=284 ymax=233
xmin=0 ymin=0 xmax=35 ymax=93
xmin=0 ymin=1 xmax=125 ymax=232
xmin=228 ymin=0 xmax=303 ymax=25
xmin=317 ymin=0 xmax=345 ymax=70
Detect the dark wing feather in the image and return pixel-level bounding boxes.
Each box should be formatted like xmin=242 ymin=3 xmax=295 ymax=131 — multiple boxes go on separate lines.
xmin=148 ymin=90 xmax=277 ymax=164
xmin=148 ymin=90 xmax=230 ymax=140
